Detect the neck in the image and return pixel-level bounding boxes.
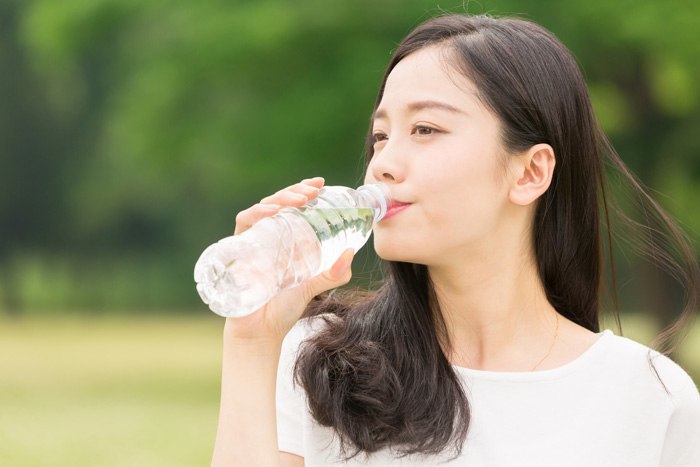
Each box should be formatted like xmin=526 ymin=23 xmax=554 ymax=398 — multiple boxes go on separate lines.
xmin=428 ymin=243 xmax=559 ymax=371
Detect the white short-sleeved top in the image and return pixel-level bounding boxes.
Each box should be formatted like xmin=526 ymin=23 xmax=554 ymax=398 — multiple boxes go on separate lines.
xmin=276 ymin=319 xmax=700 ymax=466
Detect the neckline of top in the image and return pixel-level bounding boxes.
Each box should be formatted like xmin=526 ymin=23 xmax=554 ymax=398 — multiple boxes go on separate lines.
xmin=451 ymin=329 xmax=614 ymax=382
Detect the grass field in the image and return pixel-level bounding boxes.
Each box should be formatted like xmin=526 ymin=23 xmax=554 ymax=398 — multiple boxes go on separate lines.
xmin=0 ymin=314 xmax=223 ymax=467
xmin=0 ymin=313 xmax=698 ymax=466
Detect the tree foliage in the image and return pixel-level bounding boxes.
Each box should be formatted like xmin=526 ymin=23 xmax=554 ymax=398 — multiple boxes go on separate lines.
xmin=2 ymin=0 xmax=698 ymax=312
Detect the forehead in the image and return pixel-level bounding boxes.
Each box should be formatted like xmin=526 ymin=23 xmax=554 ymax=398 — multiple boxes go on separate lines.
xmin=378 ymin=46 xmax=479 ymax=113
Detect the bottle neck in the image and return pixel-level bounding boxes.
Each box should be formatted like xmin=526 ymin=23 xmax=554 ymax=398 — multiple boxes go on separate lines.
xmin=357 ymin=183 xmax=390 ymax=222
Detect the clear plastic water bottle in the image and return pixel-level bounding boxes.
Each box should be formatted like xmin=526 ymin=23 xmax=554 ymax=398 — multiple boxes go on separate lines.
xmin=193 ymin=183 xmax=390 ymax=317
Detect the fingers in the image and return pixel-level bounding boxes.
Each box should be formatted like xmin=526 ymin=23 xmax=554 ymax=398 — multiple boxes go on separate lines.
xmin=234 ymin=203 xmax=281 ymax=235
xmin=328 ymin=248 xmax=355 ymax=281
xmin=259 ymin=177 xmax=324 ymax=205
xmin=234 ymin=177 xmax=325 ymax=235
xmin=299 ymin=176 xmax=325 ymax=189
xmin=300 ymin=248 xmax=354 ymax=303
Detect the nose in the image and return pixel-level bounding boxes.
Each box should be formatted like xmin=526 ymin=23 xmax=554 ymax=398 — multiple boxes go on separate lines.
xmin=366 ymin=143 xmax=405 ymax=185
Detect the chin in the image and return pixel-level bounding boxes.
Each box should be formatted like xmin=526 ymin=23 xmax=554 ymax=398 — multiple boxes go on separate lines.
xmin=373 ymin=246 xmax=402 ymax=263
xmin=372 ymin=239 xmax=422 ymax=264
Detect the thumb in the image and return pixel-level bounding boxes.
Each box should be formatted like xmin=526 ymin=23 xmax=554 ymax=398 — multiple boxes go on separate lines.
xmin=301 ymin=248 xmax=354 ymax=302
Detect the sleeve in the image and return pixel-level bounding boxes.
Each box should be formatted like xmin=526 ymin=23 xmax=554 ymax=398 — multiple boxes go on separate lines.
xmin=657 ymin=358 xmax=700 ymax=467
xmin=275 ymin=320 xmax=310 ymax=457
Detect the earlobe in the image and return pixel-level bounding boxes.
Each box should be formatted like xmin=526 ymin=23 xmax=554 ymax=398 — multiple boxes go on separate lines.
xmin=509 ymin=144 xmax=556 ymax=206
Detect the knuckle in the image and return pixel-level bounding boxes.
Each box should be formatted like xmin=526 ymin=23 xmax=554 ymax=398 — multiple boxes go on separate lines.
xmin=234 ymin=207 xmax=255 ymax=224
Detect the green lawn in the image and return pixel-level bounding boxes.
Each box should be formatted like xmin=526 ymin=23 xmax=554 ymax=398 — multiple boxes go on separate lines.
xmin=0 ymin=313 xmax=698 ymax=466
xmin=0 ymin=314 xmax=223 ymax=467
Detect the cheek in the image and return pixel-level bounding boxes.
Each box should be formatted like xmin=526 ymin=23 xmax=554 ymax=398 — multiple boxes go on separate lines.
xmin=422 ymin=168 xmax=507 ymax=238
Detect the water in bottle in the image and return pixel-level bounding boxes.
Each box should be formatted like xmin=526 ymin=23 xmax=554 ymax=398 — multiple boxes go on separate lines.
xmin=193 ymin=183 xmax=389 ymax=317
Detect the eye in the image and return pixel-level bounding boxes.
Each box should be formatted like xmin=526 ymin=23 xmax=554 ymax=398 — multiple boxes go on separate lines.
xmin=412 ymin=125 xmax=437 ymax=137
xmin=372 ymin=132 xmax=388 ymax=145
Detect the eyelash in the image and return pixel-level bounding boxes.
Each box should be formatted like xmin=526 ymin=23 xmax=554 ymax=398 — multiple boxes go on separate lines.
xmin=372 ymin=132 xmax=388 ymax=144
xmin=412 ymin=125 xmax=436 ymax=136
xmin=372 ymin=125 xmax=439 ymax=145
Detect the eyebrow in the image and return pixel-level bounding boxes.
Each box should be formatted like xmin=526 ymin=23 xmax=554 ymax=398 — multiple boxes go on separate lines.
xmin=373 ymin=100 xmax=467 ymax=120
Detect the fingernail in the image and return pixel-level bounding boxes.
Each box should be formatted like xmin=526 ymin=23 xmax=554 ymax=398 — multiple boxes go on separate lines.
xmin=303 ymin=176 xmax=324 ymax=183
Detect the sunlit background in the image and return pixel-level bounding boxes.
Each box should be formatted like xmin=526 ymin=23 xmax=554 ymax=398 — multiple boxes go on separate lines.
xmin=1 ymin=0 xmax=699 ymax=465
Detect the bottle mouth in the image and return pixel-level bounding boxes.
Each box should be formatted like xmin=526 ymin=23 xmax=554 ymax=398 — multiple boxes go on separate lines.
xmin=357 ymin=183 xmax=390 ymax=222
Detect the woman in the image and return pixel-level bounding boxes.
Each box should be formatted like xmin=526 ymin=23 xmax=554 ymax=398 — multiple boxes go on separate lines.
xmin=211 ymin=14 xmax=700 ymax=467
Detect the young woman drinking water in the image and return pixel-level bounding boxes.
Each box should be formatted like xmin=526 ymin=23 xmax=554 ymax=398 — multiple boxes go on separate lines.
xmin=211 ymin=14 xmax=700 ymax=467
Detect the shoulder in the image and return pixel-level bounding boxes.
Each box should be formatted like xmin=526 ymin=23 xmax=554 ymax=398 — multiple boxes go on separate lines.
xmin=602 ymin=331 xmax=699 ymax=404
xmin=280 ymin=315 xmax=336 ymax=359
xmin=277 ymin=316 xmax=333 ymax=395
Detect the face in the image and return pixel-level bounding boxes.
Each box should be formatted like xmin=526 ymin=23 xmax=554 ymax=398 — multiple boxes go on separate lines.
xmin=364 ymin=46 xmax=515 ymax=266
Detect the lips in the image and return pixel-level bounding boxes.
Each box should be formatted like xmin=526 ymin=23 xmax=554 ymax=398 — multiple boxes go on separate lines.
xmin=383 ymin=199 xmax=412 ymax=221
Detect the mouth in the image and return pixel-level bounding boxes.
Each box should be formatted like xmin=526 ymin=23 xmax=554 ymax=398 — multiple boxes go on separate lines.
xmin=383 ymin=199 xmax=412 ymax=221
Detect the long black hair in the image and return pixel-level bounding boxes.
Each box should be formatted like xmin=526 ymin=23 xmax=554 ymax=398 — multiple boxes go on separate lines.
xmin=294 ymin=14 xmax=699 ymax=459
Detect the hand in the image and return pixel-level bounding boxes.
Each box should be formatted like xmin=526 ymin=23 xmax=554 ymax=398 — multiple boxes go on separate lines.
xmin=224 ymin=177 xmax=354 ymax=343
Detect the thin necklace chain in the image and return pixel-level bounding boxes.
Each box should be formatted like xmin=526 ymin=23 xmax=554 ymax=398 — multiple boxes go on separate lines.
xmin=530 ymin=313 xmax=560 ymax=371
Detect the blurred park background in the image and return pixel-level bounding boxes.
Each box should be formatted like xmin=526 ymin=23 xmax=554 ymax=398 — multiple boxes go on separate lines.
xmin=1 ymin=0 xmax=699 ymax=465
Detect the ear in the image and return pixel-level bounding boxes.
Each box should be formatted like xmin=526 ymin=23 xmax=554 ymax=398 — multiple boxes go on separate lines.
xmin=508 ymin=143 xmax=556 ymax=206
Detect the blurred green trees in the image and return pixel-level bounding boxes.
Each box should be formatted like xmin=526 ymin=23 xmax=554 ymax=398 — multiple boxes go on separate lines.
xmin=1 ymin=0 xmax=698 ymax=316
